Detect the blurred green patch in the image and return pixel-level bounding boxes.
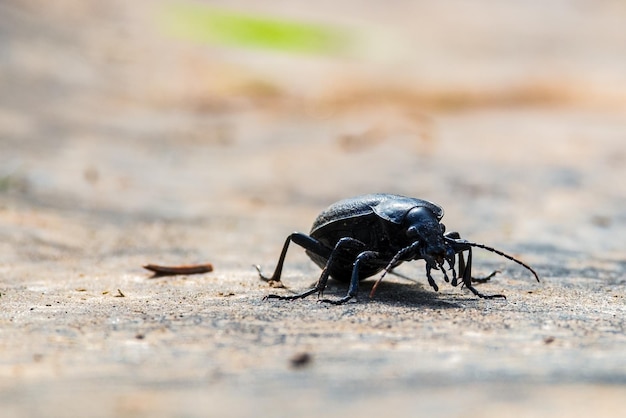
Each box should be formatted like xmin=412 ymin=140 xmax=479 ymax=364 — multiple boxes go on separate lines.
xmin=159 ymin=2 xmax=353 ymax=55
xmin=0 ymin=173 xmax=27 ymax=193
xmin=0 ymin=175 xmax=13 ymax=192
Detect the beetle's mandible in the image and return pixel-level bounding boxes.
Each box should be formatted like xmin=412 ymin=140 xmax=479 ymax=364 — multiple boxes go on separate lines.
xmin=255 ymin=194 xmax=539 ymax=304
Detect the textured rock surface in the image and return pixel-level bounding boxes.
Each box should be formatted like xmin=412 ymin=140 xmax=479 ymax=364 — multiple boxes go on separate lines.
xmin=1 ymin=1 xmax=625 ymax=417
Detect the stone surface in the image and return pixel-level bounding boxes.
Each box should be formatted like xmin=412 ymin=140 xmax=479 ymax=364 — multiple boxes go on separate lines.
xmin=1 ymin=1 xmax=625 ymax=417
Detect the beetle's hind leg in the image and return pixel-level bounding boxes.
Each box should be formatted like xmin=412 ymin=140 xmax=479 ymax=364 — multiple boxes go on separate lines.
xmin=264 ymin=247 xmax=335 ymax=302
xmin=256 ymin=232 xmax=332 ymax=287
xmin=263 ymin=265 xmax=329 ymax=302
xmin=264 ymin=236 xmax=367 ymax=303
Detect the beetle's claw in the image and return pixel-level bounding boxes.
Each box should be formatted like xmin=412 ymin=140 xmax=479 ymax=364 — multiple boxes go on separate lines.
xmin=254 ymin=264 xmax=286 ymax=288
xmin=465 ymin=283 xmax=506 ymax=300
xmin=447 ymin=257 xmax=457 ymax=284
xmin=319 ymin=295 xmax=355 ymax=305
xmin=263 ymin=294 xmax=292 ymax=301
xmin=476 ymin=292 xmax=507 ymax=300
xmin=439 ymin=262 xmax=450 ymax=283
xmin=254 ymin=264 xmax=270 ymax=280
xmin=425 ymin=267 xmax=439 ymax=292
xmin=263 ymin=287 xmax=318 ymax=301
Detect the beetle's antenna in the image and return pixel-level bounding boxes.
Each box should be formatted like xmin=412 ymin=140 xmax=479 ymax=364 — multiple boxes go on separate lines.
xmin=465 ymin=241 xmax=540 ymax=282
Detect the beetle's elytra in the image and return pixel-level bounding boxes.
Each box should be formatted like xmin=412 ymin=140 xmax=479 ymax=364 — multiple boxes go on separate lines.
xmin=256 ymin=193 xmax=539 ymax=304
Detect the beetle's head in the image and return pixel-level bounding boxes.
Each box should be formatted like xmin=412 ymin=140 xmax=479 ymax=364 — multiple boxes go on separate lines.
xmin=404 ymin=207 xmax=454 ymax=266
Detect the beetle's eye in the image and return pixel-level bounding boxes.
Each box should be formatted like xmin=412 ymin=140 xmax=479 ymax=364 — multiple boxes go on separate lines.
xmin=406 ymin=226 xmax=419 ymax=238
xmin=440 ymin=223 xmax=446 ymax=234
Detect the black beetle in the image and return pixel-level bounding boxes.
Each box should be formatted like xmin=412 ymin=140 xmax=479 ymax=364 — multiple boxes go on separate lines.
xmin=256 ymin=193 xmax=539 ymax=304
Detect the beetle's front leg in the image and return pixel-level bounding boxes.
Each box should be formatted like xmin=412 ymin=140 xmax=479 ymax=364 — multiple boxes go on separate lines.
xmin=445 ymin=231 xmax=499 ymax=285
xmin=457 ymin=250 xmax=500 ymax=284
xmin=461 ymin=247 xmax=505 ymax=300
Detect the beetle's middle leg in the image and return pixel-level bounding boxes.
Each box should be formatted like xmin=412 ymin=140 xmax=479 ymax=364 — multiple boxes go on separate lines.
xmin=321 ymin=250 xmax=380 ymax=305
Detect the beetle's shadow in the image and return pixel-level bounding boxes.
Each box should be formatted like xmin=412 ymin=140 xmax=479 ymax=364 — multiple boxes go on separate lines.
xmin=273 ymin=271 xmax=470 ymax=309
xmin=324 ymin=279 xmax=465 ymax=309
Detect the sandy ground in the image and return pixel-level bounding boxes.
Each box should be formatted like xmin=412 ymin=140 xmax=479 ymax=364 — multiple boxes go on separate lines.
xmin=1 ymin=1 xmax=626 ymax=417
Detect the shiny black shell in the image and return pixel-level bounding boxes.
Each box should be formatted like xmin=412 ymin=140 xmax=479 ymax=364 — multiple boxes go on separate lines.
xmin=306 ymin=194 xmax=444 ymax=281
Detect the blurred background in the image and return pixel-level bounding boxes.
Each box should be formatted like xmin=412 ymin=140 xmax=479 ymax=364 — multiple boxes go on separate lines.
xmin=1 ymin=0 xmax=626 ymax=265
xmin=1 ymin=1 xmax=626 ymax=416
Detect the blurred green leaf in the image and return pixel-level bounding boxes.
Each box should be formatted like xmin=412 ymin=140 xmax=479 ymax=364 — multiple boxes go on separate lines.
xmin=159 ymin=2 xmax=352 ymax=55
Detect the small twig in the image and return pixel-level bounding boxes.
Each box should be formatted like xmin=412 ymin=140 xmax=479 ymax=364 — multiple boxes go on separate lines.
xmin=143 ymin=263 xmax=214 ymax=278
